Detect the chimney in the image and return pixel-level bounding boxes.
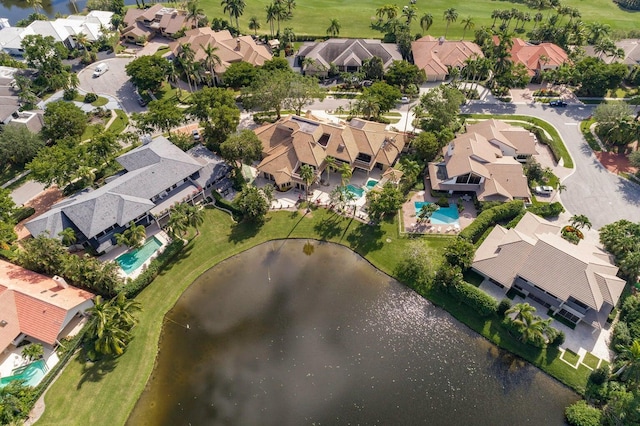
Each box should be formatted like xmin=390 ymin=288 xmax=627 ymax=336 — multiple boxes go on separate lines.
xmin=53 ymin=275 xmax=69 ymax=289
xmin=236 ymin=38 xmax=241 ymax=51
xmin=439 ymin=36 xmax=445 ymax=44
xmin=446 ymin=142 xmax=454 ymax=157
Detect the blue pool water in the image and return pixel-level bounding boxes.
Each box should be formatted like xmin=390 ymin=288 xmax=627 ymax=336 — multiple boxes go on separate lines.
xmin=344 ymin=184 xmax=365 ymax=199
xmin=0 ymin=360 xmax=47 ymax=388
xmin=414 ymin=201 xmax=460 ymax=225
xmin=117 ymin=237 xmax=163 ymax=275
xmin=365 ymin=179 xmax=379 ymax=190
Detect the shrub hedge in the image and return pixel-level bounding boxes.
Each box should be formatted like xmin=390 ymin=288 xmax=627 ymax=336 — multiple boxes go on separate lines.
xmin=12 ymin=206 xmax=36 ymax=223
xmin=528 ymin=202 xmax=565 ymax=218
xmin=459 ymin=200 xmax=524 ymax=243
xmin=123 ymin=239 xmax=185 ymax=298
xmin=84 ymin=92 xmax=98 ymax=103
xmin=564 ymin=400 xmax=602 ymax=426
xmin=448 ymin=280 xmax=498 ymax=317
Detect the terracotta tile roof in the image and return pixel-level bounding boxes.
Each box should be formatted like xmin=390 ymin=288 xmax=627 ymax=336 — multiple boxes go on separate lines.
xmin=0 ymin=260 xmax=94 ymax=348
xmin=0 ymin=286 xmax=21 ymax=355
xmin=411 ymin=35 xmax=483 ymax=80
xmin=493 ymin=37 xmax=568 ymax=77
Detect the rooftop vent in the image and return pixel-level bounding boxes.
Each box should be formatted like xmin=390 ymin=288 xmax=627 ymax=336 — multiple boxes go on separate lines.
xmin=53 ymin=275 xmax=69 ymax=289
xmin=0 ymin=320 xmax=7 ymax=327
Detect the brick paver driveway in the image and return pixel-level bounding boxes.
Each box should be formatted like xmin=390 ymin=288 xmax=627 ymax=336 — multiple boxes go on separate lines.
xmin=77 ymin=57 xmax=145 ymax=113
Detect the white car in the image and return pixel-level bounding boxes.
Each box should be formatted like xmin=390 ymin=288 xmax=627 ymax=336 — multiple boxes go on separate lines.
xmin=92 ymin=62 xmax=109 ymax=78
xmin=401 ymin=96 xmax=410 ymax=104
xmin=534 ymin=185 xmax=554 ymax=196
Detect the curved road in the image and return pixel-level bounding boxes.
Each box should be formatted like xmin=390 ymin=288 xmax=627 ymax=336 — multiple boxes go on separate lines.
xmin=462 ymin=102 xmax=640 ymax=229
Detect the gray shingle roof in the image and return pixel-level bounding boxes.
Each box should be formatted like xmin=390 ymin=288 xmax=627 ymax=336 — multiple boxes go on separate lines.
xmin=26 ymin=137 xmax=202 ymax=241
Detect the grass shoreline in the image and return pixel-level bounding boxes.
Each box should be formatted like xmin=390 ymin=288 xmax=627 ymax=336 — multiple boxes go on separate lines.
xmin=35 ymin=207 xmax=588 ymax=425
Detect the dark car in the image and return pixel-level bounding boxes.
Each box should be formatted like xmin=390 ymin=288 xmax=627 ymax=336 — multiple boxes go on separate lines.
xmin=549 ymin=100 xmax=567 ymax=107
xmin=135 ymin=91 xmax=147 ymax=107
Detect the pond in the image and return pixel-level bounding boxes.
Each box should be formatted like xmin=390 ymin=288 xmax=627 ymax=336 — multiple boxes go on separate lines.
xmin=128 ymin=240 xmax=578 ymax=425
xmin=0 ymin=0 xmax=136 ymax=25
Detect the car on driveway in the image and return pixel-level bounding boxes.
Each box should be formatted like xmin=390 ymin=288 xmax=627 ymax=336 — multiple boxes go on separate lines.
xmin=401 ymin=96 xmax=410 ymax=104
xmin=549 ymin=100 xmax=567 ymax=107
xmin=192 ymin=129 xmax=201 ymax=141
xmin=534 ymin=185 xmax=554 ymax=196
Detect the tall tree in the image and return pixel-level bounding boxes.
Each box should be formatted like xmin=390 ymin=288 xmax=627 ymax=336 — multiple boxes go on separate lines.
xmin=132 ymin=97 xmax=184 ymax=135
xmin=186 ymin=0 xmax=205 ymax=28
xmin=338 ymin=162 xmax=352 ymax=186
xmin=284 ymin=74 xmax=326 ymax=115
xmin=41 ymin=100 xmax=87 ymax=143
xmin=114 ymin=221 xmax=146 ymax=250
xmin=299 ymin=164 xmax=315 ymax=201
xmin=420 ymin=13 xmax=433 ymax=33
xmin=0 ymin=125 xmax=44 ymax=166
xmin=326 ymin=18 xmax=341 ymax=37
xmin=125 ymin=55 xmax=171 ymax=93
xmin=443 ymin=8 xmax=459 ymax=39
xmin=248 ymin=16 xmax=261 ymax=35
xmin=460 ymin=16 xmax=475 ymax=40
xmin=237 ymin=185 xmax=270 ymax=223
xmin=187 ymin=87 xmax=240 ymax=150
xmin=201 ymin=43 xmax=222 ymax=87
xmin=219 ymin=129 xmax=263 ymax=169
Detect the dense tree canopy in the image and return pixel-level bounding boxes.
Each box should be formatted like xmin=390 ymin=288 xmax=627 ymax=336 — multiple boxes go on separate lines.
xmin=125 ymin=55 xmax=171 ymax=93
xmin=418 ymin=85 xmax=465 ymax=132
xmin=237 ymin=185 xmax=271 ymax=223
xmin=366 ymin=183 xmax=404 ymax=221
xmin=223 ymin=61 xmax=258 ymax=89
xmin=384 ymin=60 xmax=426 ymax=91
xmin=22 ymin=34 xmax=74 ymax=93
xmin=132 ymin=98 xmax=184 ymax=135
xmin=41 ymin=100 xmax=87 ymax=143
xmin=0 ymin=125 xmax=44 ymax=166
xmin=219 ymin=130 xmax=263 ymax=167
xmin=188 ymin=87 xmax=240 ymax=150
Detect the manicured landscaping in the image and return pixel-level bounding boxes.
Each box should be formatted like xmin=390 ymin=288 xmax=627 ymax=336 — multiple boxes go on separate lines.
xmin=463 ymin=114 xmax=574 ymax=168
xmin=200 ymin=0 xmax=639 ymax=39
xmin=562 ymin=349 xmax=580 ymax=366
xmin=36 ymin=206 xmax=590 ymax=425
xmin=580 ymin=118 xmax=601 ymax=152
xmin=109 ymin=110 xmax=129 ymax=134
xmin=0 ymin=163 xmax=24 ymax=187
xmin=582 ymin=352 xmax=601 ymax=370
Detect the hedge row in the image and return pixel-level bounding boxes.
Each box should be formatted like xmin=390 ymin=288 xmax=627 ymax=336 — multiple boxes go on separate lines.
xmin=448 ymin=280 xmax=498 ymax=317
xmin=528 ymin=201 xmax=565 ymax=218
xmin=123 ymin=239 xmax=185 ymax=298
xmin=528 ymin=126 xmax=561 ymax=163
xmin=12 ymin=206 xmax=35 ymax=223
xmin=459 ymin=200 xmax=525 ymax=243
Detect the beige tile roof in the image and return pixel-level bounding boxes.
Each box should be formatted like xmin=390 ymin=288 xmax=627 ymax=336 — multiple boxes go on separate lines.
xmin=411 ymin=36 xmax=483 ymax=80
xmin=255 ymin=115 xmax=403 ymax=182
xmin=468 ymin=119 xmax=537 ymax=156
xmin=473 ymin=213 xmax=625 ymax=310
xmin=169 ymin=28 xmax=271 ymax=74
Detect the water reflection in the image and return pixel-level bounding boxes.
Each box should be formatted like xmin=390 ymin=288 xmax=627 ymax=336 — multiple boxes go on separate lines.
xmin=128 ymin=241 xmax=577 ymax=426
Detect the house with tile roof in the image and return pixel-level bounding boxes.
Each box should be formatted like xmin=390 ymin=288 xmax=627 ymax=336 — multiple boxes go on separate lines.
xmin=495 ymin=37 xmax=569 ymax=78
xmin=254 ymin=115 xmax=406 ymax=191
xmin=168 ymin=28 xmax=271 ymax=83
xmin=427 ymin=120 xmax=535 ymax=202
xmin=25 ymin=137 xmax=230 ymax=254
xmin=472 ymin=212 xmax=625 ymax=329
xmin=584 ymin=39 xmax=640 ymax=66
xmin=411 ymin=36 xmax=484 ymax=81
xmin=122 ymin=4 xmax=190 ymax=43
xmin=296 ymin=39 xmax=402 ymax=77
xmin=0 ymin=260 xmax=94 ymax=354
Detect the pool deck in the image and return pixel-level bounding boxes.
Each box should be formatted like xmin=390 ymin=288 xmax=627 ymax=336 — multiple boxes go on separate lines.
xmin=98 ymin=223 xmax=171 ymax=279
xmin=401 ymin=178 xmax=478 ymax=235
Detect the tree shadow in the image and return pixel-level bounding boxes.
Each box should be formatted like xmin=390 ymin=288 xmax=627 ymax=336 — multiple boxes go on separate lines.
xmin=485 ymin=346 xmax=537 ymax=395
xmin=344 ymin=221 xmax=384 ymax=255
xmin=76 ymin=353 xmax=119 ymax=390
xmin=228 ymin=218 xmax=264 ymax=244
xmin=313 ymin=212 xmax=345 ymax=240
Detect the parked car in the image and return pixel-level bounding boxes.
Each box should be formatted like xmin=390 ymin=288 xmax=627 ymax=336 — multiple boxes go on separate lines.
xmin=92 ymin=62 xmax=109 ymax=78
xmin=549 ymin=100 xmax=567 ymax=107
xmin=401 ymin=96 xmax=410 ymax=104
xmin=534 ymin=185 xmax=554 ymax=196
xmin=192 ymin=129 xmax=201 ymax=141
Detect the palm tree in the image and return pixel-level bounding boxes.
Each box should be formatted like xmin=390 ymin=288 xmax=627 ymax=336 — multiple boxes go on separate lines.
xmin=284 ymin=0 xmax=296 ymax=15
xmin=460 ymin=16 xmax=475 ymax=40
xmin=177 ymin=43 xmax=196 ymax=92
xmin=58 ymin=228 xmax=77 ymax=247
xmin=614 ymin=340 xmax=640 ymax=386
xmin=515 ymin=315 xmax=549 ymax=345
xmin=248 ymin=16 xmax=261 ymax=35
xmin=324 ymin=156 xmax=337 ymax=185
xmin=326 ymin=18 xmax=341 ymax=37
xmin=185 ymin=204 xmax=205 ymax=236
xmin=186 ymin=0 xmax=204 ymax=28
xmin=110 ymin=293 xmax=142 ymax=330
xmin=402 ymin=5 xmax=417 ymax=25
xmin=200 ymin=43 xmax=221 ymax=87
xmin=229 ymin=0 xmax=246 ymax=30
xmin=265 ymin=3 xmax=277 ymax=37
xmin=505 ymin=302 xmax=536 ymax=321
xmin=115 ymin=221 xmax=146 ymax=250
xmin=26 ymin=0 xmax=42 ymax=13
xmin=570 ymin=214 xmax=592 ymax=230
xmin=299 ymin=164 xmax=315 ymax=202
xmin=420 ymin=13 xmax=433 ymax=33
xmin=338 ymin=162 xmax=352 ymax=187
xmin=443 ymin=8 xmax=458 ymax=39
xmin=417 ymin=203 xmax=439 ymax=222
xmin=167 ymin=205 xmax=189 ymax=239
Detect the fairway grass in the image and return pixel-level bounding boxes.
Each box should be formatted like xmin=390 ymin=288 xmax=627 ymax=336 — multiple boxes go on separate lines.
xmin=200 ymin=0 xmax=639 ymax=40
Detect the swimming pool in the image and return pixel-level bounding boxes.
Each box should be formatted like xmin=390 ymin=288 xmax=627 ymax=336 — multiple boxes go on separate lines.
xmin=117 ymin=236 xmax=163 ymax=275
xmin=344 ymin=184 xmax=365 ymax=199
xmin=414 ymin=201 xmax=460 ymax=225
xmin=365 ymin=179 xmax=379 ymax=190
xmin=0 ymin=360 xmax=47 ymax=388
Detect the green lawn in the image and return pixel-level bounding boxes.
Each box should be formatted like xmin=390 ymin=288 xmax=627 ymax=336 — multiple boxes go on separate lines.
xmin=463 ymin=114 xmax=574 ymax=168
xmin=36 ymin=207 xmax=589 ymax=425
xmin=562 ymin=349 xmax=580 ymax=366
xmin=109 ymin=110 xmax=130 ymax=134
xmin=580 ymin=118 xmax=601 ymax=152
xmin=582 ymin=352 xmax=601 ymax=370
xmin=200 ymin=0 xmax=639 ymax=40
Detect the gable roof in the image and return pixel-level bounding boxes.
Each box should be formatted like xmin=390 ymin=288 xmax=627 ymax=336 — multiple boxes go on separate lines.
xmin=298 ymin=39 xmax=402 ymax=71
xmin=169 ymin=28 xmax=271 ymax=74
xmin=411 ymin=36 xmax=484 ymax=79
xmin=473 ymin=212 xmax=625 ymax=310
xmin=26 ymin=137 xmax=202 ymax=241
xmin=0 ymin=260 xmax=94 ymax=349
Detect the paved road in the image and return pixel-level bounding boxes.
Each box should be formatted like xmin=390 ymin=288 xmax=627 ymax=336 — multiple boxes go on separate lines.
xmin=463 ymin=102 xmax=640 ymax=229
xmin=10 ymin=180 xmax=46 ymax=206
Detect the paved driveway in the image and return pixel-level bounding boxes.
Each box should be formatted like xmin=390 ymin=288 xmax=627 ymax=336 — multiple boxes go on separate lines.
xmin=77 ymin=57 xmax=146 ymax=114
xmin=462 ymin=101 xmax=640 ymax=229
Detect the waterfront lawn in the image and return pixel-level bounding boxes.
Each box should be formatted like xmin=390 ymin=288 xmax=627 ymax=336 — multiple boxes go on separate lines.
xmin=36 ymin=208 xmax=449 ymax=426
xmin=200 ymin=0 xmax=639 ymax=39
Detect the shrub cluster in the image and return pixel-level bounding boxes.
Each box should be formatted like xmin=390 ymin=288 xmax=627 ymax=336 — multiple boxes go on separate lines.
xmin=63 ymin=88 xmax=77 ymax=101
xmin=564 ymin=400 xmax=602 ymax=426
xmin=528 ymin=202 xmax=565 ymax=218
xmin=12 ymin=206 xmax=36 ymax=223
xmin=459 ymin=200 xmax=524 ymax=243
xmin=448 ymin=280 xmax=498 ymax=317
xmin=84 ymin=92 xmax=98 ymax=103
xmin=123 ymin=239 xmax=185 ymax=298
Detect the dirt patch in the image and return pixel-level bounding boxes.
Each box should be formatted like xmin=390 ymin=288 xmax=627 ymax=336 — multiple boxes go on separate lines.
xmin=594 ymin=151 xmax=638 ymax=175
xmin=14 ymin=186 xmax=65 ymax=240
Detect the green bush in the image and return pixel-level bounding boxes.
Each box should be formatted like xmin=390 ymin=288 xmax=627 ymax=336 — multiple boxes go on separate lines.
xmin=565 ymin=400 xmax=602 ymax=426
xmin=84 ymin=92 xmax=98 ymax=103
xmin=459 ymin=200 xmax=524 ymax=244
xmin=612 ymin=321 xmax=632 ymax=348
xmin=436 ymin=196 xmax=449 ymax=207
xmin=63 ymin=88 xmax=77 ymax=101
xmin=123 ymin=239 xmax=185 ymax=297
xmin=550 ymin=330 xmax=565 ymax=347
xmin=497 ymin=298 xmax=512 ymax=316
xmin=588 ymin=366 xmax=610 ymax=386
xmin=528 ymin=202 xmax=565 ymax=218
xmin=12 ymin=206 xmax=36 ymax=223
xmin=448 ymin=280 xmax=498 ymax=317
